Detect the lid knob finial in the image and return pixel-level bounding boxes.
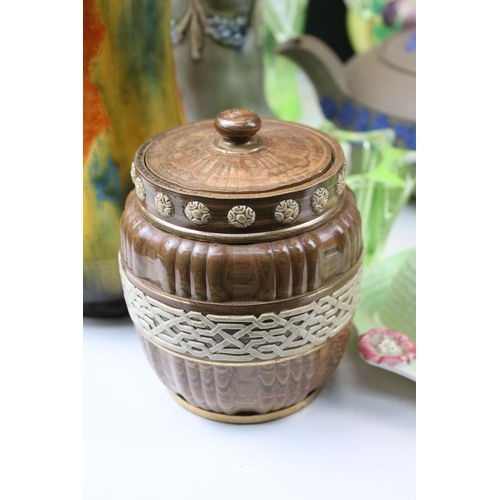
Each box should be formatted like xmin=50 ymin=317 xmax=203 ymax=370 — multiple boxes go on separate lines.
xmin=214 ymin=109 xmax=262 ymax=145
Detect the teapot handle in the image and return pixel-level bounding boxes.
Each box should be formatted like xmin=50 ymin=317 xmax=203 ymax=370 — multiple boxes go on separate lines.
xmin=275 ymin=34 xmax=350 ymax=108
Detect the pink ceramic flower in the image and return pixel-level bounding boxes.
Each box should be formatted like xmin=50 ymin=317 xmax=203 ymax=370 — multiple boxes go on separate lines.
xmin=358 ymin=329 xmax=416 ymax=367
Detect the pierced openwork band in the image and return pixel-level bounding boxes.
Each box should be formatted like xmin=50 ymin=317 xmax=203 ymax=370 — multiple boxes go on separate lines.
xmin=119 ymin=258 xmax=363 ymax=363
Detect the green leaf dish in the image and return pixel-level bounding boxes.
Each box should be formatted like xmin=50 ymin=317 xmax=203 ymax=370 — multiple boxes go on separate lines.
xmin=354 ymin=248 xmax=416 ymax=380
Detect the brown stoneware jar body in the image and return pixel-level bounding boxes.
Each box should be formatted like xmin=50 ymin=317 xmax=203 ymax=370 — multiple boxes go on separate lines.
xmin=120 ymin=109 xmax=364 ymax=423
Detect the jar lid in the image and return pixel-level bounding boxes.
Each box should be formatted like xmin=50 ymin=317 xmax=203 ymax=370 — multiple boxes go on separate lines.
xmin=132 ymin=109 xmax=347 ymax=243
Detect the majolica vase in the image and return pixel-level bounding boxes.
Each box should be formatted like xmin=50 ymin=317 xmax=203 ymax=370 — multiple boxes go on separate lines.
xmin=83 ymin=0 xmax=185 ymax=317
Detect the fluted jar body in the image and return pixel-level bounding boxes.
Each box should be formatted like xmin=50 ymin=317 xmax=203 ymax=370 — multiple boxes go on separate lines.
xmin=120 ymin=109 xmax=364 ymax=423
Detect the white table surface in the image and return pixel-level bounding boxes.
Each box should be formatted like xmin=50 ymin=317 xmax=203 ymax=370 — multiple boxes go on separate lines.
xmin=84 ymin=202 xmax=416 ymax=500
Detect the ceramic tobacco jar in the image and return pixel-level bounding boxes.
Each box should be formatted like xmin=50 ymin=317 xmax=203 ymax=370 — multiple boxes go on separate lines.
xmin=120 ymin=109 xmax=364 ymax=423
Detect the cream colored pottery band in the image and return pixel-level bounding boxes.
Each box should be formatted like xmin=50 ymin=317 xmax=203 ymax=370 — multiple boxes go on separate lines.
xmin=120 ymin=258 xmax=363 ymax=363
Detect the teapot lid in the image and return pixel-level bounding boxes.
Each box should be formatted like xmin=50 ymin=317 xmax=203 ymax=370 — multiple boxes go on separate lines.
xmin=380 ymin=29 xmax=416 ymax=76
xmin=132 ymin=109 xmax=347 ymax=243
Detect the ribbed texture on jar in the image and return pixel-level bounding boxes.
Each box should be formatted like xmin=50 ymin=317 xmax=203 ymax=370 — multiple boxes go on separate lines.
xmin=120 ymin=188 xmax=362 ymax=303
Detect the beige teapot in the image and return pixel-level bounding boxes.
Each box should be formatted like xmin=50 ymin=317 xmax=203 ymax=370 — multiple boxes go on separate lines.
xmin=277 ymin=29 xmax=416 ymax=149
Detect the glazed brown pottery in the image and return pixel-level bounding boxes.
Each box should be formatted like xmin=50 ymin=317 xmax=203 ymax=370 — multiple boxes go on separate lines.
xmin=120 ymin=109 xmax=364 ymax=423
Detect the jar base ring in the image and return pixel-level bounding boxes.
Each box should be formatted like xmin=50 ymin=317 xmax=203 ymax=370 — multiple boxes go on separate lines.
xmin=169 ymin=389 xmax=320 ymax=424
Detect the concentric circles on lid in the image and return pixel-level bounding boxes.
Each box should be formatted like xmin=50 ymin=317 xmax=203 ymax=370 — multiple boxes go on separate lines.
xmin=132 ymin=109 xmax=347 ymax=243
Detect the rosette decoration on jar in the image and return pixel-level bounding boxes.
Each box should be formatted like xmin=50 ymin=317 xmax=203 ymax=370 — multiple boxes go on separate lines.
xmin=119 ymin=109 xmax=364 ymax=423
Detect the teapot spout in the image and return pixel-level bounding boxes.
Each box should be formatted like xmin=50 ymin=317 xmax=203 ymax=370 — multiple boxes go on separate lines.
xmin=276 ymin=35 xmax=349 ymax=114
